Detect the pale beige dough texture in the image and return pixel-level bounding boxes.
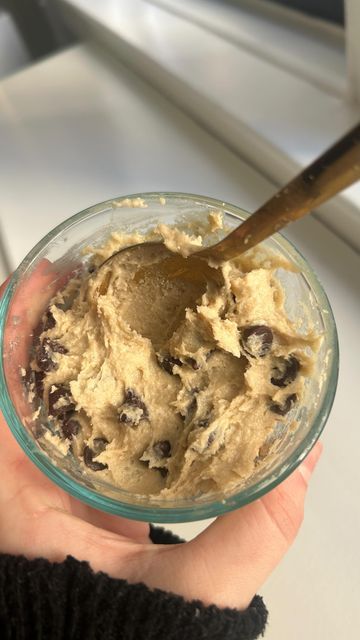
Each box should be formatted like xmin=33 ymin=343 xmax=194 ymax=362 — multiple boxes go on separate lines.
xmin=31 ymin=216 xmax=319 ymax=498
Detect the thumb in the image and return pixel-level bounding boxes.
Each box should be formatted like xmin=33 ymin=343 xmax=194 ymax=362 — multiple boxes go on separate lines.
xmin=0 ymin=277 xmax=11 ymax=297
xmin=185 ymin=441 xmax=323 ymax=609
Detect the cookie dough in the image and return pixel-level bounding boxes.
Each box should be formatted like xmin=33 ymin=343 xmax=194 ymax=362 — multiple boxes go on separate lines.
xmin=29 ymin=215 xmax=320 ymax=498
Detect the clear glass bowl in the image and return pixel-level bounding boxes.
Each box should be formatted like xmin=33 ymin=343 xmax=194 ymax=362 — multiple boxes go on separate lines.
xmin=0 ymin=193 xmax=338 ymax=523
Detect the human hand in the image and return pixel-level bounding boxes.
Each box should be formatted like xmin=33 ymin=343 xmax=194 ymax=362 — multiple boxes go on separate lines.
xmin=0 ymin=277 xmax=322 ymax=611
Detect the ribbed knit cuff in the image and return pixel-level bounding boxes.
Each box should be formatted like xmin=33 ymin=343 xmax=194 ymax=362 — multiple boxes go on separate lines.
xmin=149 ymin=523 xmax=185 ymax=545
xmin=0 ymin=553 xmax=267 ymax=639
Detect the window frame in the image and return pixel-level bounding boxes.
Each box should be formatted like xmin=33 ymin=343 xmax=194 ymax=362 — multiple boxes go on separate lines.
xmin=148 ymin=0 xmax=348 ymax=98
xmin=260 ymin=0 xmax=344 ymax=26
xmin=148 ymin=0 xmax=360 ymax=104
xmin=346 ymin=0 xmax=360 ymax=102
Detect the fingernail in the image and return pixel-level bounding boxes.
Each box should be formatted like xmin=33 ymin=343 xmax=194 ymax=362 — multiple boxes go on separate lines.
xmin=298 ymin=441 xmax=323 ymax=485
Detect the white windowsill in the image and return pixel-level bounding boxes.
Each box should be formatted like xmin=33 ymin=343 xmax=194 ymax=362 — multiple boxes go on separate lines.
xmin=149 ymin=0 xmax=347 ymax=97
xmin=58 ymin=0 xmax=360 ymax=251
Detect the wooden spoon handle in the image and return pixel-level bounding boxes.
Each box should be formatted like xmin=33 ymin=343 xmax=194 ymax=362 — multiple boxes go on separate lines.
xmin=205 ymin=123 xmax=360 ymax=260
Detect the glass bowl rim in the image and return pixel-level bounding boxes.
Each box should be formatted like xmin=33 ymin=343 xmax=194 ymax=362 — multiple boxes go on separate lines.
xmin=0 ymin=192 xmax=339 ymax=522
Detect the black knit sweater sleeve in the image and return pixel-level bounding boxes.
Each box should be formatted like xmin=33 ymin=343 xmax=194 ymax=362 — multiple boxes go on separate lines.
xmin=0 ymin=526 xmax=267 ymax=640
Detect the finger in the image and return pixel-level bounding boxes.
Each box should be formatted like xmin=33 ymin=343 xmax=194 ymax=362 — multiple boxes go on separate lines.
xmin=192 ymin=441 xmax=323 ymax=608
xmin=0 ymin=409 xmax=30 ymax=466
xmin=1 ymin=349 xmax=149 ymax=544
xmin=0 ymin=277 xmax=11 ymax=297
xmin=1 ymin=276 xmax=150 ymax=559
xmin=3 ymin=260 xmax=57 ymax=362
xmin=40 ymin=508 xmax=144 ymax=577
xmin=146 ymin=442 xmax=322 ymax=610
xmin=0 ymin=498 xmax=146 ymax=583
xmin=68 ymin=498 xmax=150 ymax=541
xmin=2 ymin=262 xmax=60 ymax=433
xmin=297 ymin=439 xmax=323 ymax=484
xmin=1 ymin=260 xmax=74 ymax=465
xmin=2 ymin=259 xmax=83 ymax=375
xmin=0 ymin=408 xmax=72 ymax=506
xmin=0 ymin=409 xmax=149 ymax=554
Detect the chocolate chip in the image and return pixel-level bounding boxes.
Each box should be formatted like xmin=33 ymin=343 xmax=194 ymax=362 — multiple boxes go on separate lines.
xmin=186 ymin=357 xmax=200 ymax=370
xmin=48 ymin=340 xmax=68 ymax=354
xmin=125 ymin=389 xmax=148 ymax=412
xmin=140 ymin=457 xmax=168 ymax=477
xmin=118 ymin=412 xmax=134 ymax=425
xmin=88 ymin=265 xmax=95 ymax=274
xmin=241 ymin=325 xmax=273 ymax=358
xmin=197 ymin=417 xmax=210 ymax=428
xmin=257 ymin=442 xmax=271 ymax=461
xmin=83 ymin=445 xmax=108 ymax=471
xmin=271 ymin=356 xmax=300 ymax=387
xmin=93 ymin=437 xmax=109 ymax=455
xmin=154 ymin=466 xmax=168 ymax=478
xmin=153 ymin=440 xmax=171 ymax=459
xmin=118 ymin=388 xmax=149 ymax=426
xmin=61 ymin=417 xmax=81 ymax=439
xmin=32 ymin=422 xmax=46 ymax=439
xmin=270 ymin=393 xmax=298 ymax=416
xmin=25 ymin=368 xmax=45 ymax=397
xmin=43 ymin=309 xmax=56 ymax=331
xmin=48 ymin=384 xmax=75 ymax=416
xmin=157 ymin=354 xmax=182 ymax=375
xmin=182 ymin=396 xmax=197 ymax=422
xmin=33 ymin=370 xmax=45 ymax=396
xmin=195 ymin=404 xmax=213 ymax=429
xmin=36 ymin=339 xmax=57 ymax=372
xmin=35 ymin=338 xmax=67 ymax=372
xmin=207 ymin=432 xmax=216 ymax=446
